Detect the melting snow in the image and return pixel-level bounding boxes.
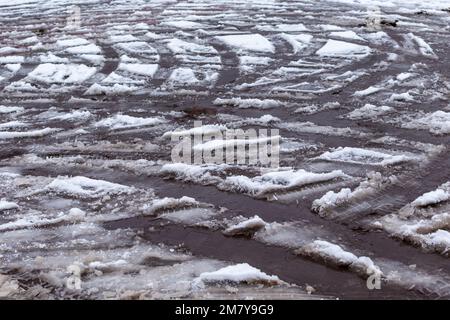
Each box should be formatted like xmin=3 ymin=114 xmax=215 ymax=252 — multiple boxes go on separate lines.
xmin=46 ymin=176 xmax=134 ymax=198
xmin=216 ymin=34 xmax=275 ymax=53
xmin=197 ymin=263 xmax=282 ymax=285
xmin=318 ymin=147 xmax=413 ymax=166
xmin=95 ymin=114 xmax=166 ymax=129
xmin=316 ymin=40 xmax=371 ymax=58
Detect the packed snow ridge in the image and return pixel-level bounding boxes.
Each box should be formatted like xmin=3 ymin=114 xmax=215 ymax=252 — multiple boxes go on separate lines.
xmin=46 ymin=176 xmax=134 ymax=198
xmin=297 ymin=240 xmax=383 ymax=278
xmin=196 ymin=263 xmax=282 ymax=285
xmin=317 ymin=147 xmax=413 ymax=166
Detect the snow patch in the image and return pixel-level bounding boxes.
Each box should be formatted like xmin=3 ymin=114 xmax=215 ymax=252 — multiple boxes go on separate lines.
xmin=216 ymin=34 xmax=275 ymax=53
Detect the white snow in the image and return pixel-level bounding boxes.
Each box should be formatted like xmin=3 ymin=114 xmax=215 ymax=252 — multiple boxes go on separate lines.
xmin=0 ymin=121 xmax=26 ymax=129
xmin=162 ymin=20 xmax=205 ymax=29
xmin=165 ymin=38 xmax=217 ymax=55
xmin=95 ymin=114 xmax=166 ymax=130
xmin=109 ymin=34 xmax=138 ymax=43
xmin=164 ymin=124 xmax=226 ymax=138
xmin=353 ymin=86 xmax=382 ymax=97
xmin=144 ymin=196 xmax=200 ymax=215
xmin=168 ymin=68 xmax=199 ymax=85
xmin=161 ymin=208 xmax=217 ymax=225
xmin=115 ymin=41 xmax=158 ymax=55
xmin=0 ymin=128 xmax=57 ymax=139
xmin=0 ymin=210 xmax=86 ymax=232
xmin=380 ymin=212 xmax=450 ymax=255
xmin=312 ymin=188 xmax=353 ymax=212
xmin=50 ymin=110 xmax=92 ymax=121
xmin=330 ymin=31 xmax=365 ymax=41
xmin=319 ymin=25 xmax=345 ymax=31
xmin=66 ymin=44 xmax=101 ymax=55
xmin=255 ymin=24 xmax=308 ymax=32
xmin=118 ymin=63 xmax=158 ymax=77
xmin=161 ymin=163 xmax=228 ymax=185
xmin=222 ymin=169 xmax=348 ymax=196
xmin=216 ymin=34 xmax=275 ymax=53
xmin=28 ymin=64 xmax=96 ymax=84
xmin=316 ymin=40 xmax=371 ymax=58
xmin=39 ymin=52 xmax=69 ymax=63
xmin=403 ymin=111 xmax=450 ymax=135
xmin=0 ymin=201 xmax=18 ymax=212
xmin=0 ymin=105 xmax=24 ymax=114
xmin=197 ymin=263 xmax=282 ymax=284
xmin=46 ymin=176 xmax=133 ymax=198
xmin=213 ymin=97 xmax=282 ymax=109
xmin=318 ymin=147 xmax=412 ymax=166
xmin=223 ymin=215 xmax=267 ymax=236
xmin=329 ymin=0 xmax=450 ymax=10
xmin=312 ymin=172 xmax=389 ymax=215
xmin=5 ymin=64 xmax=21 ymax=73
xmin=299 ymin=240 xmax=383 ymax=277
xmin=193 ymin=135 xmax=280 ymax=152
xmin=0 ymin=56 xmax=24 ymax=64
xmin=279 ymin=33 xmax=313 ymax=54
xmin=80 ymin=54 xmax=105 ymax=64
xmin=407 ymin=33 xmax=436 ymax=58
xmin=389 ymin=92 xmax=414 ymax=102
xmin=425 ymin=230 xmax=450 ymax=250
xmin=84 ymin=83 xmax=139 ymax=95
xmin=56 ymin=38 xmax=90 ymax=47
xmin=278 ymin=121 xmax=368 ymax=138
xmin=345 ymin=104 xmax=393 ymax=120
xmin=411 ymin=183 xmax=450 ymax=207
